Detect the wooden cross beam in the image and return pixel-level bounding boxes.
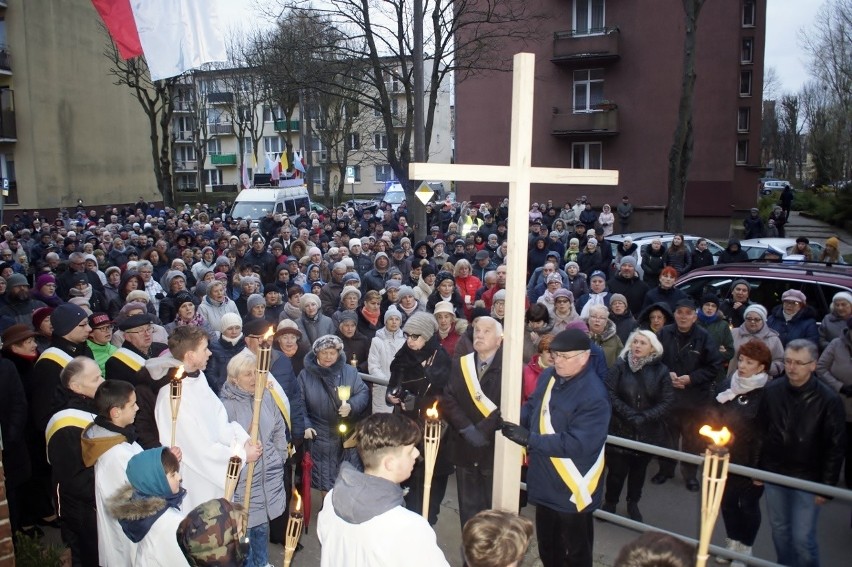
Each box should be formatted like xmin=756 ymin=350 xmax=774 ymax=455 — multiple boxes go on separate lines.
xmin=409 ymin=52 xmax=619 ymax=512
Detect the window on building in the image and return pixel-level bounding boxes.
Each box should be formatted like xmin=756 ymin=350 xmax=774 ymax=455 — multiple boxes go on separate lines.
xmin=739 ymin=70 xmax=753 ymax=96
xmin=263 ymin=136 xmax=284 ymax=154
xmin=243 ymin=137 xmax=253 ymax=154
xmin=207 ymin=138 xmax=221 ymax=155
xmin=177 ymin=146 xmax=196 ymax=162
xmin=573 ymin=69 xmax=605 ymax=112
xmin=391 ymin=98 xmax=399 ymax=116
xmin=737 ymin=108 xmax=750 ymax=132
xmin=374 ymin=133 xmax=389 ymax=150
xmin=574 ymin=0 xmax=605 ymax=35
xmin=572 ymin=142 xmax=602 ymax=169
xmin=313 ymin=167 xmax=326 ymax=186
xmin=205 ymin=169 xmax=222 ymax=186
xmin=238 ymin=106 xmax=252 ymax=122
xmin=262 ymin=106 xmax=279 ymax=122
xmin=346 ymin=133 xmax=361 ymax=151
xmin=741 ymin=37 xmax=754 ymax=64
xmin=736 ymin=140 xmax=749 ymax=164
xmin=351 ymin=165 xmax=362 ymax=182
xmin=742 ymin=1 xmax=756 ymax=27
xmin=375 ymin=164 xmax=394 ymax=182
xmin=176 ymin=116 xmax=193 ymax=133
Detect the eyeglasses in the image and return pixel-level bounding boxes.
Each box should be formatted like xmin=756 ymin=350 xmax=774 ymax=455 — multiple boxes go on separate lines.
xmin=550 ymin=350 xmax=588 ymax=361
xmin=403 ymin=332 xmax=422 ymax=340
xmin=588 ymin=315 xmax=608 ymax=320
xmin=744 ymin=317 xmax=763 ymax=323
xmin=126 ymin=326 xmax=154 ymax=335
xmin=784 ymin=358 xmax=814 ymax=367
xmin=555 ymin=299 xmax=570 ymax=304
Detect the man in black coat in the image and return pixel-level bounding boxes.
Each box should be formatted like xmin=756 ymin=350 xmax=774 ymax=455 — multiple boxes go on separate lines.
xmin=606 ymin=257 xmax=649 ymax=316
xmin=46 ymin=357 xmax=102 ymax=567
xmin=652 ymin=298 xmax=723 ymax=491
xmin=442 ymin=316 xmax=503 ymax=529
xmin=757 ymin=339 xmax=846 ymax=567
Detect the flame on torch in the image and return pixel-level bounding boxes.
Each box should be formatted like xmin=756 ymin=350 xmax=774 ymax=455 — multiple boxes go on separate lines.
xmin=263 ymin=327 xmax=274 ymax=343
xmin=174 ymin=365 xmax=185 ymax=380
xmin=425 ymin=401 xmax=439 ymax=420
xmin=699 ymin=425 xmax=732 ymax=447
xmin=291 ymin=488 xmax=302 ymax=513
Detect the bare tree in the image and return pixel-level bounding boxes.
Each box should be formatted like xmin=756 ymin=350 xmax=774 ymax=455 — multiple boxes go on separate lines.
xmin=103 ymin=40 xmax=179 ymax=208
xmin=665 ymin=0 xmax=706 ymax=233
xmin=763 ymin=66 xmax=782 ymax=101
xmin=269 ymin=0 xmax=542 ymax=235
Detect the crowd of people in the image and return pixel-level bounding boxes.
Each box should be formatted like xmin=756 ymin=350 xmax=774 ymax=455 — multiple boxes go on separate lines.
xmin=0 ymin=194 xmax=849 ymax=567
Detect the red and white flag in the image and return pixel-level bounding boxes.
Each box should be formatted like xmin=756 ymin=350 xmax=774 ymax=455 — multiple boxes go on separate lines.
xmin=91 ymin=0 xmax=228 ymax=81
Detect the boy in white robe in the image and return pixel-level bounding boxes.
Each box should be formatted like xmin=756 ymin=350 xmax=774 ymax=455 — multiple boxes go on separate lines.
xmin=154 ymin=326 xmax=260 ymax=510
xmin=81 ymin=380 xmax=145 ymax=566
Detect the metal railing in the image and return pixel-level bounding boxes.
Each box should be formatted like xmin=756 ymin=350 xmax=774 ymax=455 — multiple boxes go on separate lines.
xmin=355 ymin=369 xmax=850 ymax=566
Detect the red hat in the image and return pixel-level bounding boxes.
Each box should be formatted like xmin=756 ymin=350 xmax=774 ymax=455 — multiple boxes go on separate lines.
xmin=88 ymin=312 xmax=114 ymax=329
xmin=32 ymin=306 xmax=54 ymax=331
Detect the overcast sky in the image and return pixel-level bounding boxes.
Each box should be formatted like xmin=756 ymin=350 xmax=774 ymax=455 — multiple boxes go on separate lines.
xmin=222 ymin=0 xmax=821 ymax=96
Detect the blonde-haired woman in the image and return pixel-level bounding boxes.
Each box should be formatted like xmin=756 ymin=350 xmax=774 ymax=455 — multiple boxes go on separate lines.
xmin=220 ymin=350 xmax=289 ymax=567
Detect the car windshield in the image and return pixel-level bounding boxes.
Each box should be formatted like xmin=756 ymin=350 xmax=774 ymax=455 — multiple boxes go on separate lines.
xmin=231 ymin=202 xmax=270 ymax=219
xmin=384 ymin=191 xmax=405 ymax=204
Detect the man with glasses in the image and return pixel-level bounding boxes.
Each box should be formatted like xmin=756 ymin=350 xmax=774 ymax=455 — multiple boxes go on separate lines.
xmin=758 ymin=339 xmax=845 ymax=567
xmin=58 ymin=251 xmax=104 ymax=300
xmin=501 ymin=328 xmax=610 ymax=567
xmin=443 ymin=316 xmax=504 ymax=530
xmin=106 ymin=313 xmax=167 ymax=386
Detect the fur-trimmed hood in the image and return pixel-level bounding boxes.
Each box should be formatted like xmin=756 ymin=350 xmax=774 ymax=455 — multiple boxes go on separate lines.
xmin=108 ymin=484 xmax=167 ymax=522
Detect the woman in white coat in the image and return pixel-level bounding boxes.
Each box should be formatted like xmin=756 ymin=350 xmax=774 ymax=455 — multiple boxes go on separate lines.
xmin=368 ymin=306 xmax=407 ymax=414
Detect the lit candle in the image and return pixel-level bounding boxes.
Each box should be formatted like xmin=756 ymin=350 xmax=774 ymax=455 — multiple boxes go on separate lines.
xmin=696 ymin=425 xmax=732 ymax=567
xmin=169 ymin=366 xmax=185 ymax=448
xmin=284 ymin=489 xmax=304 ymax=567
xmin=337 ymin=385 xmax=351 ymax=402
xmin=421 ymin=401 xmax=443 ymax=519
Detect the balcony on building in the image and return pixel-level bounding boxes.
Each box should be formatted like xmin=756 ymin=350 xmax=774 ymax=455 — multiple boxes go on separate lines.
xmin=206 ymin=183 xmax=238 ymax=192
xmin=210 ymin=153 xmax=237 ymax=166
xmin=551 ymin=106 xmax=619 ymax=138
xmin=0 ymin=88 xmax=15 ymax=141
xmin=552 ymin=27 xmax=620 ymax=67
xmin=274 ymin=119 xmax=299 ymax=132
xmin=174 ymin=99 xmax=193 ymax=113
xmin=209 ymin=122 xmax=234 ymax=135
xmin=207 ymin=92 xmax=234 ymax=105
xmin=174 ymin=160 xmax=197 ymax=172
xmin=173 ymin=130 xmax=194 ymax=143
xmin=0 ymin=45 xmax=11 ymax=74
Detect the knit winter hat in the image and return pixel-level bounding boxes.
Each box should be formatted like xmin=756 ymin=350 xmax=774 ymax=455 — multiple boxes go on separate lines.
xmin=274 ymin=318 xmax=302 ymax=339
xmin=247 ymin=294 xmax=265 ymax=312
xmin=825 ymin=236 xmax=840 ymax=249
xmin=300 ymin=293 xmax=321 ymax=310
xmin=546 ymin=273 xmax=563 ymax=284
xmin=51 ymin=303 xmax=89 ymax=337
xmin=5 ymin=273 xmax=28 ymax=288
xmin=341 ymin=272 xmax=361 ymax=284
xmin=552 ymin=288 xmax=574 ymax=302
xmin=833 ymin=291 xmax=852 ymax=306
xmin=336 ymin=310 xmax=358 ymax=325
xmin=397 ymin=285 xmax=415 ymax=300
xmin=403 ymin=312 xmax=437 ymax=340
xmin=220 ymin=312 xmax=242 ymax=332
xmin=215 ymin=256 xmax=231 ymax=267
xmin=565 ymin=261 xmax=580 ymax=271
xmin=174 ymin=291 xmax=196 ymax=308
xmin=35 ymin=273 xmax=56 ymax=290
xmin=493 ymin=289 xmax=507 ymax=302
xmin=384 ymin=305 xmax=403 ymax=323
xmin=312 ymin=334 xmax=343 ymax=353
xmin=700 ymin=294 xmax=721 ymax=308
xmin=384 ymin=279 xmax=401 ymax=291
xmin=127 ymin=290 xmax=150 ymax=304
xmin=609 ymin=293 xmax=627 ymax=308
xmin=619 ymin=256 xmax=637 ymax=267
xmin=742 ymin=304 xmax=768 ymax=322
xmin=32 ymin=306 xmax=54 ymax=331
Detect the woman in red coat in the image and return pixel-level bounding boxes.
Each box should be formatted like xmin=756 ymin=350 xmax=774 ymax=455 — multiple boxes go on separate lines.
xmin=522 ymin=333 xmax=554 ymax=403
xmin=453 ymin=259 xmax=482 ymax=321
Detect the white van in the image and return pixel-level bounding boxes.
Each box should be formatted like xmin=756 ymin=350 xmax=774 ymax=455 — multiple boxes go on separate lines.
xmin=230 ymin=180 xmax=311 ymax=229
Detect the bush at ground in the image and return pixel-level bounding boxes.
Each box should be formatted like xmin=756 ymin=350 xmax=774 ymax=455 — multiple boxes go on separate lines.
xmin=794 ymin=190 xmax=852 ymax=228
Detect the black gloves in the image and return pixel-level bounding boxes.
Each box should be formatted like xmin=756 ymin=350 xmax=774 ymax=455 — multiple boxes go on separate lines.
xmin=460 ymin=425 xmax=489 ymax=447
xmin=476 ymin=409 xmax=502 ymax=436
xmin=840 ymin=384 xmax=852 ymax=397
xmin=501 ymin=421 xmax=530 ymax=447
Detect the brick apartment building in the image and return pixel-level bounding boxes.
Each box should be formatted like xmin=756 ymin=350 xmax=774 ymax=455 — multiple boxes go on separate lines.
xmin=454 ymin=0 xmax=766 ymax=234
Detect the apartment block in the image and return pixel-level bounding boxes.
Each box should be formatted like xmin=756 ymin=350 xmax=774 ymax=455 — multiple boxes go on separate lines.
xmin=454 ymin=0 xmax=766 ymax=233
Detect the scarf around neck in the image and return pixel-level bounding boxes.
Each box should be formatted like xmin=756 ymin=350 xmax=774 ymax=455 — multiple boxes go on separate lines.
xmin=716 ymin=371 xmax=768 ymax=403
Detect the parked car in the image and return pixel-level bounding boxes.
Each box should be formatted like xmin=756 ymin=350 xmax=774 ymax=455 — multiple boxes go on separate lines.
xmin=738 ymin=238 xmax=825 ymax=261
xmin=607 ymin=232 xmax=725 ymax=277
xmin=760 ymin=179 xmax=792 ymax=196
xmin=676 ymin=263 xmax=852 ymax=321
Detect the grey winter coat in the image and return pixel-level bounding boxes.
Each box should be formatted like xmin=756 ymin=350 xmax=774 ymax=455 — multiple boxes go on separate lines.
xmin=817 ymin=330 xmax=852 ymax=422
xmin=219 ymin=381 xmax=289 ymax=528
xmin=819 ymin=311 xmax=850 ymax=351
xmin=296 ymin=313 xmax=336 ymax=352
xmin=298 ymin=353 xmax=370 ymax=491
xmin=729 ymin=323 xmax=785 ymax=377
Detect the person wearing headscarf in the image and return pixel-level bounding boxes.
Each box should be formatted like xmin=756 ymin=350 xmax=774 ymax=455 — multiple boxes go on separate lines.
xmin=608 ymin=294 xmax=636 ymax=345
xmin=767 ymin=289 xmax=819 ymax=347
xmin=108 ymin=447 xmax=189 ymax=566
xmin=335 ymin=310 xmax=370 ymax=372
xmin=426 ymin=271 xmax=465 ymax=319
xmin=696 ymin=294 xmax=735 ymax=385
xmin=298 ymin=334 xmax=369 ymax=494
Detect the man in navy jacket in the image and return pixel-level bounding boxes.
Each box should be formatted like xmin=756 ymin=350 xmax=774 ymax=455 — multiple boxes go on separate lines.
xmin=502 ymin=329 xmax=610 ymax=567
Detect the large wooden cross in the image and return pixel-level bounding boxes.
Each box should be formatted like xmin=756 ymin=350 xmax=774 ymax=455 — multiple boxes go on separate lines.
xmin=409 ymin=52 xmax=619 ymax=511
